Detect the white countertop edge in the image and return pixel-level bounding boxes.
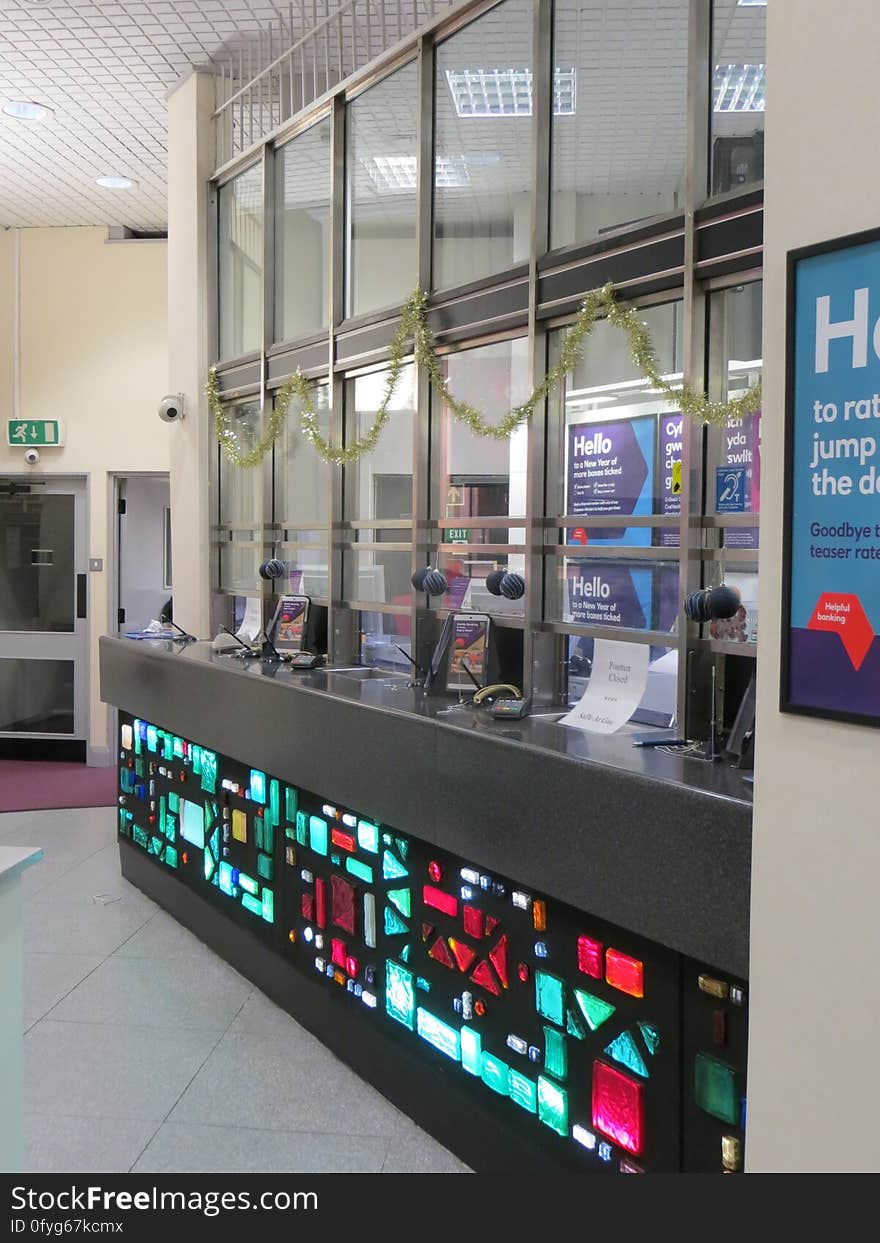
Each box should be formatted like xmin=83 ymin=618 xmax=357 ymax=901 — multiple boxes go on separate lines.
xmin=0 ymin=846 xmax=43 ymax=882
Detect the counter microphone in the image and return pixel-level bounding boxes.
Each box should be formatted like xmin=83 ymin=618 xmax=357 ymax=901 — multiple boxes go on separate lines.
xmin=259 ymin=558 xmax=286 ymax=580
xmin=485 ymin=570 xmax=525 ymax=600
xmin=684 ymin=583 xmax=741 ymax=623
xmin=165 ymin=619 xmax=197 ymax=643
xmin=411 ymin=566 xmax=448 ymax=596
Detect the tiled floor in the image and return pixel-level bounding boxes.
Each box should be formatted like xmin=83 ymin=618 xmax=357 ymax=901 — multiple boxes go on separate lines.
xmin=1 ymin=806 xmax=470 ymax=1174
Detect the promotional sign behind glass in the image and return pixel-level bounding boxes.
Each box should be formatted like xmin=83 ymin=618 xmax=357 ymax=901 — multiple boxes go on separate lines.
xmin=783 ymin=229 xmax=880 ymax=725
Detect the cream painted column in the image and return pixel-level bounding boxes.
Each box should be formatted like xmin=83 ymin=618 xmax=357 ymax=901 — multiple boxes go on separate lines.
xmin=748 ymin=0 xmax=880 ymax=1171
xmin=0 ymin=847 xmax=42 ymax=1172
xmin=167 ymin=70 xmax=215 ymax=639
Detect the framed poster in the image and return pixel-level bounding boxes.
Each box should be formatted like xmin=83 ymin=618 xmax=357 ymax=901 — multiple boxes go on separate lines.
xmin=446 ymin=614 xmax=491 ymax=691
xmin=782 ymin=227 xmax=880 ymax=725
xmin=565 ymin=414 xmax=655 ymax=546
xmin=269 ymin=595 xmax=310 ymax=653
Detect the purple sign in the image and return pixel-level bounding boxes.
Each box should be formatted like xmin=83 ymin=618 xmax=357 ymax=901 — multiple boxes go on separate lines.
xmin=720 ymin=411 xmax=761 ymax=550
xmin=447 ymin=615 xmax=489 ymax=689
xmin=567 ymin=416 xmax=654 ymax=545
xmin=658 ymin=413 xmax=683 ymax=548
xmin=566 ymin=562 xmax=649 ymax=629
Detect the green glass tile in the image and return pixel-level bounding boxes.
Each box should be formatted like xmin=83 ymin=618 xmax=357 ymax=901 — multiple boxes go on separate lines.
xmin=180 ymin=799 xmax=205 ymax=849
xmin=295 ymin=811 xmax=307 ymax=846
xmin=387 ymin=887 xmax=411 ymax=917
xmin=605 ymin=1030 xmax=649 ymax=1079
xmin=384 ymin=906 xmax=409 ymax=936
xmin=400 ymin=944 xmax=411 ymax=963
xmin=134 ymin=759 xmax=145 ymax=778
xmin=508 ymin=1068 xmax=537 ymax=1113
xmin=148 ymin=835 xmax=163 ymax=856
xmin=537 ymin=1075 xmax=568 ymax=1136
xmin=285 ymin=827 xmax=296 ymax=840
xmin=266 ymin=779 xmax=280 ymax=831
xmin=118 ymin=810 xmax=130 ymax=836
xmin=164 ymin=846 xmax=178 ymax=869
xmin=241 ymin=892 xmax=262 ymax=917
xmin=249 ymin=770 xmax=266 ymax=804
xmin=639 ymin=1021 xmax=661 ymax=1056
xmin=330 ymin=853 xmax=341 ymax=867
xmin=309 ymin=816 xmax=328 ymax=855
xmin=574 ymin=989 xmax=616 ymax=1032
xmin=200 ymin=750 xmax=217 ymax=794
xmin=544 ymin=1025 xmax=568 ymax=1081
xmin=146 ymin=725 xmax=158 ymax=752
xmin=382 ymin=832 xmax=392 ymax=845
xmin=694 ymin=1053 xmax=738 ymax=1125
xmin=481 ymin=1052 xmax=509 ymax=1096
xmin=120 ymin=767 xmax=134 ymax=793
xmin=394 ymin=837 xmax=409 ymax=860
xmin=257 ymin=853 xmax=274 ymax=881
xmin=386 ymin=960 xmax=415 ymax=1030
xmin=535 ymin=970 xmax=565 ymax=1027
xmin=218 ymin=861 xmax=235 ymax=897
xmin=416 ymin=977 xmax=431 ymax=992
xmin=460 ymin=1026 xmax=482 ymax=1076
xmin=357 ymin=820 xmax=379 ymax=854
xmin=261 ymin=888 xmax=274 ymax=923
xmin=254 ymin=818 xmax=266 ymax=852
xmin=133 ymin=719 xmax=143 ymax=756
xmin=346 ymin=858 xmax=373 ymax=884
xmin=416 ymin=1008 xmax=461 ymax=1061
xmin=237 ymin=871 xmax=259 ymax=896
xmin=191 ymin=745 xmax=202 ymax=775
xmin=382 ymin=850 xmax=408 ymax=881
xmin=285 ymin=786 xmax=298 ymax=822
xmin=168 ymin=791 xmax=180 ymax=814
xmin=566 ymin=1006 xmax=588 ymax=1041
xmin=158 ymin=797 xmax=166 ymax=838
xmin=132 ymin=824 xmax=148 ymax=849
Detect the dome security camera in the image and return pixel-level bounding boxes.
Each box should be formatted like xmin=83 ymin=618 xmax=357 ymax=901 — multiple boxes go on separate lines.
xmin=24 ymin=447 xmax=40 ymax=465
xmin=158 ymin=394 xmax=186 ymax=424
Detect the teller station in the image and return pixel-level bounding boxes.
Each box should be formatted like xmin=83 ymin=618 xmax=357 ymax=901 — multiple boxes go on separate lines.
xmin=100 ymin=634 xmax=751 ymax=1174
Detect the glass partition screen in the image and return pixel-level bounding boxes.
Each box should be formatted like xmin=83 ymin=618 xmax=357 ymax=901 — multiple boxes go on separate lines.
xmin=218 ymin=164 xmax=263 ymax=360
xmin=275 ymin=117 xmax=333 ymax=343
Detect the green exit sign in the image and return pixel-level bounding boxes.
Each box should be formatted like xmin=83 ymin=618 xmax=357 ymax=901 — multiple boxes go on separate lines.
xmin=447 ymin=528 xmax=471 ymax=544
xmin=7 ymin=420 xmax=64 ymax=447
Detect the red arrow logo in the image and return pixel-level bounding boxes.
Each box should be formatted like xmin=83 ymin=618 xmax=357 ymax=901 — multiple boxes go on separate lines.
xmin=807 ymin=593 xmax=874 ymax=670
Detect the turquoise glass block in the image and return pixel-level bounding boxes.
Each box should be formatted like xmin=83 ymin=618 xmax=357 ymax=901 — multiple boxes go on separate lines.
xmin=382 ymin=850 xmax=409 ymax=880
xmin=168 ymin=791 xmax=180 ymax=814
xmin=191 ymin=745 xmax=202 ymax=774
xmin=285 ymin=786 xmax=298 ymax=822
xmin=173 ymin=736 xmax=184 ymax=759
xmin=204 ymin=846 xmax=215 ymax=881
xmin=694 ymin=1053 xmax=738 ymax=1124
xmin=266 ymin=779 xmax=280 ymax=830
xmin=146 ymin=725 xmax=158 ymax=752
xmin=416 ymin=977 xmax=431 ymax=992
xmin=544 ymin=1025 xmax=568 ymax=1081
xmin=133 ymin=719 xmax=143 ymax=755
xmin=508 ymin=1068 xmax=538 ymax=1113
xmin=384 ymin=906 xmax=409 ymax=936
xmin=386 ymin=960 xmax=415 ymax=1030
xmin=330 ymin=853 xmax=341 ymax=867
xmin=218 ymin=860 xmax=235 ymax=896
xmin=120 ymin=767 xmax=135 ymax=793
xmin=309 ymin=816 xmax=328 ymax=855
xmin=132 ymin=824 xmax=148 ymax=849
xmin=164 ymin=845 xmax=178 ymax=868
xmin=357 ymin=820 xmax=380 ymax=854
xmin=416 ymin=1008 xmax=461 ymax=1061
xmin=387 ymin=887 xmax=411 ymax=917
xmin=180 ymin=799 xmax=205 ymax=849
xmin=537 ymin=1075 xmax=568 ymax=1136
xmin=158 ymin=797 xmax=166 ymax=836
xmin=118 ymin=809 xmax=131 ymax=836
xmin=461 ymin=1026 xmax=482 ymax=1076
xmin=383 ymin=832 xmax=392 ymax=845
xmin=346 ymin=858 xmax=373 ymax=884
xmin=574 ymin=989 xmax=616 ymax=1032
xmin=605 ymin=1030 xmax=649 ymax=1079
xmin=401 ymin=944 xmax=411 ymax=963
xmin=394 ymin=837 xmax=409 ymax=860
xmin=639 ymin=1021 xmax=661 ymax=1056
xmin=249 ymin=770 xmax=266 ymax=804
xmin=134 ymin=759 xmax=145 ymax=778
xmin=481 ymin=1052 xmax=509 ymax=1096
xmin=254 ymin=818 xmax=266 ymax=852
xmin=566 ymin=1006 xmax=588 ymax=1041
xmin=237 ymin=871 xmax=259 ymax=896
xmin=535 ymin=970 xmax=565 ymax=1027
xmin=241 ymin=892 xmax=262 ymax=917
xmin=257 ymin=853 xmax=274 ymax=881
xmin=148 ymin=835 xmax=163 ymax=857
xmin=261 ymin=888 xmax=274 ymax=923
xmin=295 ymin=811 xmax=307 ymax=846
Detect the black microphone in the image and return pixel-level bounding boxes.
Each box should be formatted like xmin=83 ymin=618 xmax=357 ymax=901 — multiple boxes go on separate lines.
xmin=259 ymin=558 xmax=286 ymax=580
xmin=260 ymin=628 xmax=286 ymax=663
xmin=485 ymin=570 xmax=525 ymax=600
xmin=395 ymin=644 xmax=426 ymax=678
xmin=217 ymin=624 xmax=253 ymax=652
xmin=165 ymin=619 xmax=197 ymax=643
xmin=460 ymin=658 xmax=484 ymax=693
xmin=411 ymin=567 xmax=448 ymax=596
xmin=684 ymin=584 xmax=741 ymax=623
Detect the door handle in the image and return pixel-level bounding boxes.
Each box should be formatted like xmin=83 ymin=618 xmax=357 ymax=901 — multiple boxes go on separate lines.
xmin=76 ymin=573 xmax=87 ymax=619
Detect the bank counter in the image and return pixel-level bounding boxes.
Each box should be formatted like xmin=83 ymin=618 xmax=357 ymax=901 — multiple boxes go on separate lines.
xmin=100 ymin=636 xmax=751 ymax=1174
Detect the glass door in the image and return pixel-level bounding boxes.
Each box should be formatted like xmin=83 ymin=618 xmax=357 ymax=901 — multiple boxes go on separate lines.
xmin=0 ymin=477 xmax=88 ymax=740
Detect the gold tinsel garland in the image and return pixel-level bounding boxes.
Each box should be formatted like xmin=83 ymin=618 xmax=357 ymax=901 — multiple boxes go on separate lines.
xmin=207 ymin=282 xmax=762 ymax=468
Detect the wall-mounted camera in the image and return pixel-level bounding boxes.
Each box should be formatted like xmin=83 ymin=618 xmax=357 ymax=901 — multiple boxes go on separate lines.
xmin=24 ymin=447 xmax=40 ymax=465
xmin=158 ymin=393 xmax=186 ymax=424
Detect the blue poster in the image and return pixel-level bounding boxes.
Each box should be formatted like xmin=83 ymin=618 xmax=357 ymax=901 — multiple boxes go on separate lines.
xmin=658 ymin=413 xmax=683 ymax=548
xmin=566 ymin=415 xmax=655 ymax=548
xmin=785 ymin=231 xmax=880 ymax=723
xmin=716 ymin=466 xmax=747 ymax=513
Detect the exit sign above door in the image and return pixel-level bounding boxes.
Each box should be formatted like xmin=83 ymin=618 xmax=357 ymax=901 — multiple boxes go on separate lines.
xmin=6 ymin=420 xmax=64 ymax=447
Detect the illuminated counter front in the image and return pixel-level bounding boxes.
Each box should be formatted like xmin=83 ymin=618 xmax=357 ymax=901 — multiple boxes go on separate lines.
xmin=100 ymin=636 xmax=751 ymax=1174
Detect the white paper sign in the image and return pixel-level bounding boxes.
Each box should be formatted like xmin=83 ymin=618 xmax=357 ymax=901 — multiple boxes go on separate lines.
xmin=559 ymin=639 xmax=650 ymax=735
xmin=236 ymin=597 xmax=262 ymax=644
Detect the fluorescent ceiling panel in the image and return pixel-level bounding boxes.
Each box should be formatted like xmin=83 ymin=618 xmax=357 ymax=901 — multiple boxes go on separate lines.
xmin=713 ymin=64 xmax=766 ymax=113
xmin=445 ymin=68 xmax=576 ymax=118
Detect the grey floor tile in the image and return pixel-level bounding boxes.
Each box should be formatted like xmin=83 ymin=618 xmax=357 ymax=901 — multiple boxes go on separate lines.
xmin=34 ymin=842 xmax=137 ymax=906
xmin=113 ymin=909 xmax=225 ymax=962
xmin=25 ymin=1113 xmax=157 ymax=1174
xmin=132 ymin=1121 xmax=389 ymax=1174
xmin=169 ymin=1028 xmax=412 ymax=1140
xmin=50 ymin=951 xmax=252 ymax=1033
xmin=24 ymin=952 xmax=106 ymax=1028
xmin=0 ymin=807 xmax=115 ymax=858
xmin=24 ymin=885 xmax=155 ymax=956
xmin=226 ymin=989 xmax=322 ymax=1044
xmin=25 ymin=1019 xmax=218 ymax=1122
xmin=381 ymin=1122 xmax=472 ymax=1173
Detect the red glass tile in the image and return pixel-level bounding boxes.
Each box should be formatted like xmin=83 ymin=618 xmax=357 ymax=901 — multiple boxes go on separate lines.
xmin=517 ymin=962 xmax=530 ymax=983
xmin=606 ymin=948 xmax=644 ymax=998
xmin=474 ymin=999 xmax=486 ymax=1017
xmin=463 ymin=905 xmax=484 ymax=940
xmin=428 ymin=860 xmax=442 ymax=882
xmin=421 ymin=922 xmax=435 ymax=942
xmin=449 ymin=938 xmax=477 ymax=973
xmin=301 ymin=893 xmax=315 ymax=922
xmin=331 ymin=827 xmax=356 ymax=853
xmin=429 ymin=936 xmax=455 ymax=970
xmin=423 ymin=885 xmax=458 ymax=917
xmin=331 ymin=874 xmax=357 ymax=935
xmin=470 ymin=958 xmax=501 ymax=997
xmin=485 ymin=914 xmax=499 ymax=935
xmin=577 ymin=935 xmax=603 ymax=979
xmin=592 ymin=1060 xmax=644 ymax=1156
xmin=315 ymin=877 xmax=327 ymax=929
xmin=713 ymin=1009 xmax=727 ymax=1046
xmin=488 ymin=933 xmax=509 ymax=989
xmin=331 ymin=937 xmax=347 ymax=968
xmin=346 ymin=955 xmax=358 ymax=979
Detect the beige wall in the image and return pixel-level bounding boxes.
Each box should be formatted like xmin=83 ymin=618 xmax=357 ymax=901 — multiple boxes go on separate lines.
xmin=0 ymin=225 xmax=169 ymax=758
xmin=748 ymin=0 xmax=880 ymax=1171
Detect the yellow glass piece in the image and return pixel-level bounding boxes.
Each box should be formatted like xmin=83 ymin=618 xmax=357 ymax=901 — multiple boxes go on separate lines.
xmin=232 ymin=809 xmax=248 ymax=843
xmin=533 ymin=899 xmax=546 ymax=932
xmin=698 ymin=974 xmax=728 ymax=999
xmin=721 ymin=1135 xmax=741 ymax=1172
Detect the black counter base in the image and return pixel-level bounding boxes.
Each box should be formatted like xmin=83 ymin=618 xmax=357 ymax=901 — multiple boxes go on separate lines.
xmin=120 ymin=837 xmax=570 ymax=1174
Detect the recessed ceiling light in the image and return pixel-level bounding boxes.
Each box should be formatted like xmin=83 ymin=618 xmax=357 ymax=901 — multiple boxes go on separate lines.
xmin=445 ymin=68 xmax=576 ymax=118
xmin=96 ymin=175 xmax=136 ymax=190
xmin=2 ymin=100 xmax=52 ymax=122
xmin=713 ymin=64 xmax=766 ymax=113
